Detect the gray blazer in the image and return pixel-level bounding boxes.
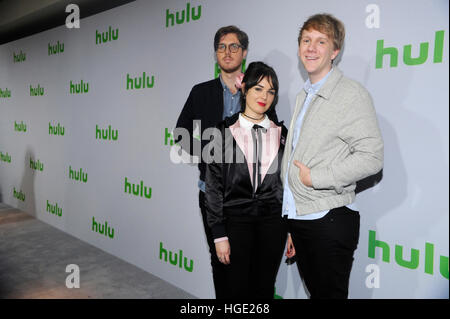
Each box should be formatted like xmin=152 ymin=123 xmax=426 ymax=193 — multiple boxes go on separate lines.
xmin=281 ymin=67 xmax=384 ymax=215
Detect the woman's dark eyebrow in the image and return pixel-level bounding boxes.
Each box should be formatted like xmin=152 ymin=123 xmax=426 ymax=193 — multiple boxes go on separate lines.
xmin=256 ymin=83 xmax=273 ymax=89
xmin=256 ymin=82 xmax=275 ymax=91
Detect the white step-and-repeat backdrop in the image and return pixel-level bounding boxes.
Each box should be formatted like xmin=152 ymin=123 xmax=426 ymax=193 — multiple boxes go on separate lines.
xmin=0 ymin=0 xmax=448 ymax=298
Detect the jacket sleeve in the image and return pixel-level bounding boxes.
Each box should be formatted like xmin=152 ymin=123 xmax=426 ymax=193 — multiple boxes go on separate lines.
xmin=174 ymin=87 xmax=201 ymax=157
xmin=204 ymin=127 xmax=226 ymax=239
xmin=310 ymin=86 xmax=384 ymax=193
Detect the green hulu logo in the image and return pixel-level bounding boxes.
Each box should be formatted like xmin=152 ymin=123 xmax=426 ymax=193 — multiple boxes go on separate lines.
xmin=215 ymin=59 xmax=247 ymax=78
xmin=96 ymin=26 xmax=119 ymax=44
xmin=368 ymin=230 xmax=449 ymax=279
xmin=92 ymin=217 xmax=115 ymax=239
xmin=70 ymin=80 xmax=89 ymax=94
xmin=96 ymin=125 xmax=118 ymax=141
xmin=69 ymin=166 xmax=88 ymax=183
xmin=0 ymin=88 xmax=11 ymax=98
xmin=13 ymin=50 xmax=26 ymax=63
xmin=376 ymin=30 xmax=445 ymax=69
xmin=30 ymin=157 xmax=44 ymax=172
xmin=126 ymin=72 xmax=154 ymax=90
xmin=166 ymin=2 xmax=201 ymax=28
xmin=14 ymin=121 xmax=27 ymax=132
xmin=164 ymin=128 xmax=175 ymax=146
xmin=124 ymin=177 xmax=152 ymax=199
xmin=48 ymin=41 xmax=64 ymax=55
xmin=46 ymin=200 xmax=62 ymax=217
xmin=49 ymin=122 xmax=65 ymax=136
xmin=0 ymin=151 xmax=11 ymax=163
xmin=13 ymin=187 xmax=25 ymax=202
xmin=159 ymin=242 xmax=194 ymax=272
xmin=30 ymin=84 xmax=44 ymax=96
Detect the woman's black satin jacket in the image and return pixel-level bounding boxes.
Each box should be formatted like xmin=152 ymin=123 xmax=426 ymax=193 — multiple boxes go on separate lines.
xmin=205 ymin=112 xmax=288 ymax=239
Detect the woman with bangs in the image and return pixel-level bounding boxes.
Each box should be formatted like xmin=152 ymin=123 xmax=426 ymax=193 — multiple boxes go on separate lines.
xmin=205 ymin=61 xmax=288 ymax=299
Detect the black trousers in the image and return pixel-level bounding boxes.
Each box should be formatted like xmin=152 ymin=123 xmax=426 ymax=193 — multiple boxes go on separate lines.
xmin=199 ymin=191 xmax=228 ymax=299
xmin=226 ymin=214 xmax=287 ymax=299
xmin=289 ymin=206 xmax=360 ymax=299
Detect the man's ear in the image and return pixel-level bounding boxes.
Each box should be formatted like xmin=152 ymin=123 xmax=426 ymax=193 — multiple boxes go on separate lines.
xmin=331 ymin=49 xmax=340 ymax=61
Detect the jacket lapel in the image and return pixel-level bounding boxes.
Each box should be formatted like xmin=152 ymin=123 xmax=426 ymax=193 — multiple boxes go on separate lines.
xmin=283 ymin=90 xmax=307 ymax=167
xmin=291 ymin=68 xmax=344 ymax=161
xmin=259 ymin=123 xmax=281 ymax=183
xmin=229 ymin=120 xmax=254 ymax=186
xmin=213 ymin=77 xmax=224 ymax=123
xmin=230 ymin=119 xmax=282 ymax=189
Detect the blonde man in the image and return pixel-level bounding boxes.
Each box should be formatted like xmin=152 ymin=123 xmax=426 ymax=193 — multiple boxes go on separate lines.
xmin=282 ymin=14 xmax=384 ymax=299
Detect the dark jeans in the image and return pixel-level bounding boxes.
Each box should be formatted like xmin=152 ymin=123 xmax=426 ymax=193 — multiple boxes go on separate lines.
xmin=199 ymin=191 xmax=228 ymax=299
xmin=226 ymin=214 xmax=287 ymax=299
xmin=289 ymin=206 xmax=360 ymax=299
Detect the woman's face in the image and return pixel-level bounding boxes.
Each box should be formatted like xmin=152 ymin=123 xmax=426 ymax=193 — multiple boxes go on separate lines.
xmin=243 ymin=76 xmax=276 ymax=118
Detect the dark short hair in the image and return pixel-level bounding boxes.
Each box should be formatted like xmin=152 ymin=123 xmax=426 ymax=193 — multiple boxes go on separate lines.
xmin=240 ymin=61 xmax=279 ymax=115
xmin=214 ymin=25 xmax=249 ymax=51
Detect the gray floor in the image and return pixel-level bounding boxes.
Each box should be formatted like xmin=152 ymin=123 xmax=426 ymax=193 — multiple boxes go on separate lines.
xmin=0 ymin=203 xmax=196 ymax=299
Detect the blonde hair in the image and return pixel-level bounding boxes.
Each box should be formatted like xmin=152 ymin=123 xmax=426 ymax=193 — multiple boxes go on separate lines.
xmin=298 ymin=13 xmax=345 ymax=51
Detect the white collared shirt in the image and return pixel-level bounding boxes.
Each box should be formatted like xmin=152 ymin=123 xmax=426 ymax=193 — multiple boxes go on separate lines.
xmin=238 ymin=113 xmax=270 ymax=130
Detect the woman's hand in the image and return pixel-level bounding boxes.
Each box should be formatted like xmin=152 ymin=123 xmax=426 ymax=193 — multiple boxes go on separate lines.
xmin=215 ymin=240 xmax=231 ymax=265
xmin=285 ymin=234 xmax=296 ymax=258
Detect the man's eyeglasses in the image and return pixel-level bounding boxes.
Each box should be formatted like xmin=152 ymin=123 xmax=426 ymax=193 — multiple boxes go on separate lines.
xmin=217 ymin=43 xmax=242 ymax=53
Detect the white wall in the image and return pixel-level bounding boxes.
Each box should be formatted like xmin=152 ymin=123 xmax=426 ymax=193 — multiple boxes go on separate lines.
xmin=0 ymin=0 xmax=448 ymax=298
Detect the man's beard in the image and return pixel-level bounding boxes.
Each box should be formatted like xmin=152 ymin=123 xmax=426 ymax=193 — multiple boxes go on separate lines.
xmin=218 ymin=62 xmax=241 ymax=74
